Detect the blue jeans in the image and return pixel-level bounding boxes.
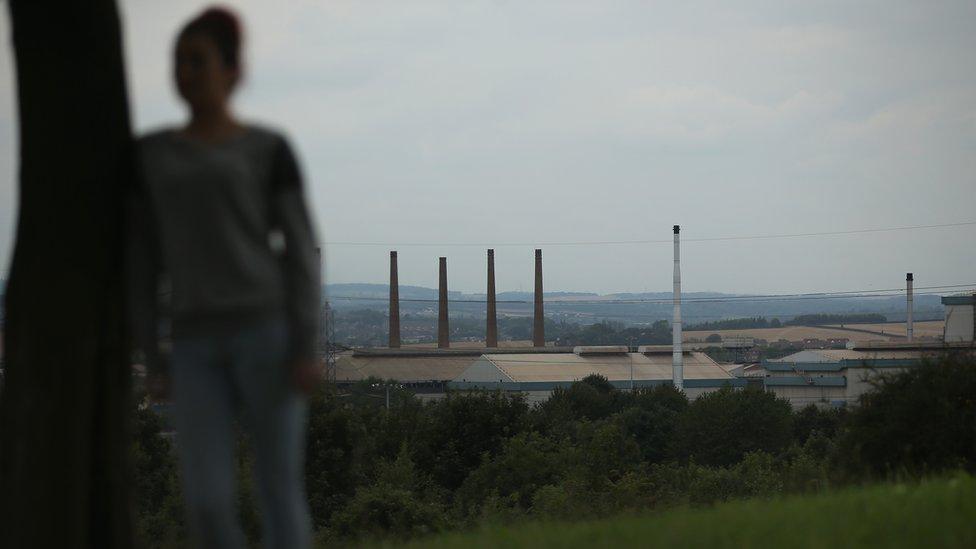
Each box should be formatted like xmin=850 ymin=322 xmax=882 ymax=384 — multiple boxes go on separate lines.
xmin=170 ymin=314 xmax=311 ymax=549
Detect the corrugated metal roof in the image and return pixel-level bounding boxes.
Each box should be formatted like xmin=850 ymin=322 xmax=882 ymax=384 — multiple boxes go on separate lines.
xmin=335 ymin=353 xmax=477 ymax=382
xmin=770 ymin=349 xmax=929 ymax=364
xmin=476 ymin=352 xmax=732 ymax=383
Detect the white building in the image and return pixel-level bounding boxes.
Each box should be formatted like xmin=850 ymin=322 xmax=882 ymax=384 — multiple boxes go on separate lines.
xmin=943 ymin=293 xmax=975 ymax=343
xmin=760 ymin=346 xmax=938 ymax=407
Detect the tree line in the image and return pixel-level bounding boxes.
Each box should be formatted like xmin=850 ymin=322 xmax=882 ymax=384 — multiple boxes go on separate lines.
xmin=335 ymin=309 xmax=896 ymax=348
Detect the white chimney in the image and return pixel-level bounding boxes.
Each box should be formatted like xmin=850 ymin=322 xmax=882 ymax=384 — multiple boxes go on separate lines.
xmin=906 ymin=272 xmax=914 ymax=342
xmin=672 ymin=225 xmax=683 ymax=391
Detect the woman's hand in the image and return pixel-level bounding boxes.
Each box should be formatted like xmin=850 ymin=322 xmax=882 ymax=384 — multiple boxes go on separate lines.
xmin=147 ymin=372 xmax=171 ymax=401
xmin=290 ymin=358 xmax=321 ymax=395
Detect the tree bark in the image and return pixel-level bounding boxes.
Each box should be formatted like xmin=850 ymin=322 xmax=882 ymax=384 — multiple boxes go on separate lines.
xmin=0 ymin=1 xmax=134 ymax=546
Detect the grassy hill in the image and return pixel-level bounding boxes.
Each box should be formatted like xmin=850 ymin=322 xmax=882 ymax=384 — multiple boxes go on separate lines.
xmin=373 ymin=475 xmax=975 ymax=548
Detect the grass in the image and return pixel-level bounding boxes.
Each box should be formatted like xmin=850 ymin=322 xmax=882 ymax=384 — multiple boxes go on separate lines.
xmin=374 ymin=474 xmax=976 ymax=548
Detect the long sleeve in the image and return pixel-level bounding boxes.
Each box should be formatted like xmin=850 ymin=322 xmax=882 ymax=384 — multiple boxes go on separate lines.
xmin=269 ymin=135 xmax=321 ymax=362
xmin=126 ymin=182 xmax=165 ymax=374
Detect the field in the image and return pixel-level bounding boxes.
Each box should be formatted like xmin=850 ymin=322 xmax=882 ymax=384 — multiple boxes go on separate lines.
xmin=683 ymin=320 xmax=944 ymax=343
xmin=401 ymin=322 xmax=946 ymax=348
xmin=377 ymin=474 xmax=975 ymax=549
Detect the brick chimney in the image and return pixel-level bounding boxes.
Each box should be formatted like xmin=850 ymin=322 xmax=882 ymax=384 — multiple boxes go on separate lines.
xmin=438 ymin=257 xmax=449 ymax=348
xmin=389 ymin=251 xmax=400 ymax=348
xmin=486 ymin=249 xmax=498 ymax=348
xmin=533 ymin=249 xmax=545 ymax=347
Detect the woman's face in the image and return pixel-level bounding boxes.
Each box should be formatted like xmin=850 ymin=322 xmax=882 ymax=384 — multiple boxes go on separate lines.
xmin=174 ymin=32 xmax=238 ymax=112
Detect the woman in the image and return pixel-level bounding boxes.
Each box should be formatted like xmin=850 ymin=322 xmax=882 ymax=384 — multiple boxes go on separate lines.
xmin=128 ymin=7 xmax=317 ymax=548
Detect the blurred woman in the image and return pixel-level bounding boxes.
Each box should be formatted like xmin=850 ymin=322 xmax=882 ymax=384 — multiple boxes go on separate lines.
xmin=128 ymin=7 xmax=318 ymax=548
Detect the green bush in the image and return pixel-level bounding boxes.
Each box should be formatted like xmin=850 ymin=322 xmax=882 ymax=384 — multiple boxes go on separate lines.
xmin=455 ymin=432 xmax=564 ymax=519
xmin=131 ymin=403 xmax=185 ymax=547
xmin=304 ymin=386 xmax=372 ymax=530
xmin=533 ymin=374 xmax=622 ymax=429
xmin=834 ymin=354 xmax=976 ymax=477
xmin=614 ymin=385 xmax=688 ymax=464
xmin=414 ymin=391 xmax=529 ymax=491
xmin=672 ymin=386 xmax=793 ymax=466
xmin=332 ymin=449 xmax=446 ymax=541
xmin=793 ymin=404 xmax=846 ymax=444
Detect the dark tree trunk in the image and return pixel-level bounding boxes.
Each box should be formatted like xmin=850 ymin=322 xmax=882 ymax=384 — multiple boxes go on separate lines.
xmin=0 ymin=1 xmax=134 ymax=547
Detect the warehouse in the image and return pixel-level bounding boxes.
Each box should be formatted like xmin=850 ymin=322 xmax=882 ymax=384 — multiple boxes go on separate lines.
xmin=943 ymin=292 xmax=975 ymax=343
xmin=449 ymin=346 xmax=743 ymax=403
xmin=760 ymin=345 xmax=940 ymax=407
xmin=334 ymin=346 xmax=573 ymax=401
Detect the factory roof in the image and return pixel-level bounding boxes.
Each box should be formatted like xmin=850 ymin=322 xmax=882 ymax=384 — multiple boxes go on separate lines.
xmin=767 ymin=349 xmax=929 ymax=364
xmin=455 ymin=351 xmax=732 ymax=384
xmin=942 ymin=292 xmax=975 ymax=306
xmin=335 ymin=353 xmax=478 ymax=383
xmin=762 ymin=348 xmax=939 ymax=372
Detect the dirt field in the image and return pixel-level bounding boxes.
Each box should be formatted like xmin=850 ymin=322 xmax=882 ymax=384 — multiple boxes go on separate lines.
xmin=395 ymin=320 xmax=946 ymax=348
xmin=822 ymin=320 xmax=944 ymax=338
xmin=683 ymin=320 xmax=944 ymax=343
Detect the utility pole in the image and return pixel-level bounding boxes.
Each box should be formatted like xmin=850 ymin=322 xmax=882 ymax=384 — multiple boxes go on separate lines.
xmin=629 ymin=336 xmax=635 ymax=392
xmin=322 ymin=299 xmax=337 ymax=384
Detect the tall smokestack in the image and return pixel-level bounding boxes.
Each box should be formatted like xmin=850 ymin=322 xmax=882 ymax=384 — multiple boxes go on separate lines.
xmin=389 ymin=251 xmax=400 ymax=348
xmin=533 ymin=249 xmax=545 ymax=347
xmin=486 ymin=249 xmax=498 ymax=348
xmin=672 ymin=225 xmax=683 ymax=391
xmin=438 ymin=257 xmax=450 ymax=348
xmin=906 ymin=272 xmax=914 ymax=342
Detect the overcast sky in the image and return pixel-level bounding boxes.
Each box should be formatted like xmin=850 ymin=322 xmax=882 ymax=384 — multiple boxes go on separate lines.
xmin=1 ymin=1 xmax=974 ymax=295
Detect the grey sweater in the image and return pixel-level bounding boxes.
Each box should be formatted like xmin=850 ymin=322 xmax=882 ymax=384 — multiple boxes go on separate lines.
xmin=128 ymin=125 xmax=320 ymax=372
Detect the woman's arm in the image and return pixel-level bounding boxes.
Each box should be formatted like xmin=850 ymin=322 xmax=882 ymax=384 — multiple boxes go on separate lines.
xmin=269 ymin=135 xmax=321 ymax=365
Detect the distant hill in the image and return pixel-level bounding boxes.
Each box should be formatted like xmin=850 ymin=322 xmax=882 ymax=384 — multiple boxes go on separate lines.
xmin=323 ymin=283 xmax=944 ymax=325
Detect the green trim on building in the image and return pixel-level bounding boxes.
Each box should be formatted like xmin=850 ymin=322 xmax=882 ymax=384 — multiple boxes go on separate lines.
xmin=941 ymin=295 xmax=974 ymax=306
xmin=763 ymin=357 xmax=922 ymax=373
xmin=764 ymin=376 xmax=847 ymax=387
xmin=763 ymin=361 xmax=844 ymax=372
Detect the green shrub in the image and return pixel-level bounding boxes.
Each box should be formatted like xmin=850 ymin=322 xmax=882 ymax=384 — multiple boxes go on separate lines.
xmin=614 ymin=385 xmax=688 ymax=464
xmin=793 ymin=404 xmax=847 ymax=444
xmin=304 ymin=386 xmax=372 ymax=529
xmin=530 ymin=477 xmax=595 ymax=521
xmin=534 ymin=375 xmax=622 ymax=430
xmin=456 ymin=432 xmax=564 ymax=519
xmin=332 ymin=449 xmax=446 ymax=541
xmin=131 ymin=403 xmax=185 ymax=547
xmin=414 ymin=391 xmax=529 ymax=491
xmin=834 ymin=354 xmax=976 ymax=478
xmin=672 ymin=386 xmax=793 ymax=466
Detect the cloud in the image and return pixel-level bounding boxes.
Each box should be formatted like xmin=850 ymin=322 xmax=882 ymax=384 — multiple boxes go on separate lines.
xmin=0 ymin=1 xmax=973 ymax=292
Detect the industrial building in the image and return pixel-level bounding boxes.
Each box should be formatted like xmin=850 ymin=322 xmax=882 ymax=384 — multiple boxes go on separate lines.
xmin=335 ymin=345 xmax=742 ymax=404
xmin=943 ymin=292 xmax=975 ymax=343
xmin=758 ymin=344 xmax=950 ymax=407
xmin=327 ymin=236 xmax=974 ymax=409
xmin=334 ymin=227 xmax=726 ymax=403
xmin=450 ymin=346 xmax=742 ymax=403
xmin=335 ymin=347 xmax=570 ymax=401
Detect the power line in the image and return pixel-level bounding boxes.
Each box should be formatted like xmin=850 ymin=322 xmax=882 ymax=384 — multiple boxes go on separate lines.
xmin=321 ymin=220 xmax=976 ymax=248
xmin=325 ymin=283 xmax=974 ymax=306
